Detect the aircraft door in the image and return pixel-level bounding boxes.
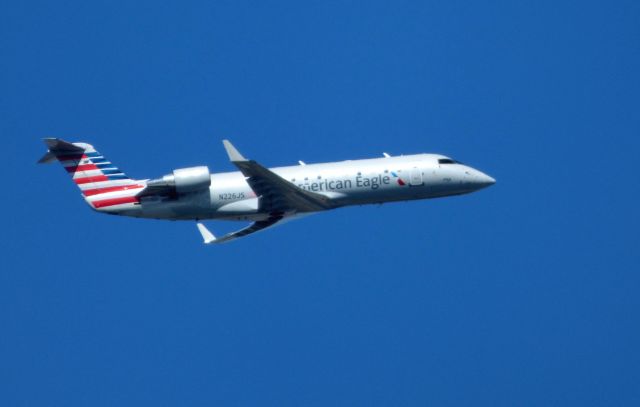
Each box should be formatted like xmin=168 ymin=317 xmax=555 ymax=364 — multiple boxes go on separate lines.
xmin=409 ymin=166 xmax=424 ymax=186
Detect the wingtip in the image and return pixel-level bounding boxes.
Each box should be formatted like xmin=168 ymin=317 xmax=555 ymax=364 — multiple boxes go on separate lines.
xmin=222 ymin=139 xmax=247 ymax=162
xmin=196 ymin=222 xmax=217 ymax=244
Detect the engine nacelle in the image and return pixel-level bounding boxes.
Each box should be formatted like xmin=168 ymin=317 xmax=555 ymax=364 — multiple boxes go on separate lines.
xmin=147 ymin=166 xmax=211 ymax=194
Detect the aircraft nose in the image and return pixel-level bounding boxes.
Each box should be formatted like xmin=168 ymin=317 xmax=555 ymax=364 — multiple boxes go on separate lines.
xmin=465 ymin=167 xmax=496 ymax=191
xmin=475 ymin=171 xmax=496 ymax=188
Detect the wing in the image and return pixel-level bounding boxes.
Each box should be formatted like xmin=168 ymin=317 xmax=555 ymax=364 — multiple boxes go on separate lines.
xmin=197 ymin=213 xmax=296 ymax=244
xmin=197 ymin=140 xmax=332 ymax=244
xmin=222 ymin=140 xmax=335 ymax=213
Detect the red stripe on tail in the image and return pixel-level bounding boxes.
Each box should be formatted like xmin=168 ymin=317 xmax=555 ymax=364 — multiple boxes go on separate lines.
xmin=83 ymin=184 xmax=144 ymax=196
xmin=74 ymin=175 xmax=109 ymax=184
xmin=92 ymin=196 xmax=139 ymax=208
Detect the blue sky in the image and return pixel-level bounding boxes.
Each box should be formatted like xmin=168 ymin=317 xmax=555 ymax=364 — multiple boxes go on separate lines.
xmin=2 ymin=0 xmax=639 ymax=405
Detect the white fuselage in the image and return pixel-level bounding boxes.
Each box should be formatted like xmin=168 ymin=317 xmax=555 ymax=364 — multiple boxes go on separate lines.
xmin=116 ymin=153 xmax=495 ymax=221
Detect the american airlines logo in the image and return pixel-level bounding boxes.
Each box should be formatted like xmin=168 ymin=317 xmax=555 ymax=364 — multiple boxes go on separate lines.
xmin=390 ymin=171 xmax=406 ymax=186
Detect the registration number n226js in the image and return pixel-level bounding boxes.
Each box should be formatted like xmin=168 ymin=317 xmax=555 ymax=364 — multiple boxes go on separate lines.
xmin=218 ymin=192 xmax=245 ymax=201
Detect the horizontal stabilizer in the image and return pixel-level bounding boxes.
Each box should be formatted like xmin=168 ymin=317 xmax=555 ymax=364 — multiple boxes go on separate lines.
xmin=37 ymin=151 xmax=58 ymax=164
xmin=43 ymin=138 xmax=85 ymax=152
xmin=38 ymin=138 xmax=85 ymax=164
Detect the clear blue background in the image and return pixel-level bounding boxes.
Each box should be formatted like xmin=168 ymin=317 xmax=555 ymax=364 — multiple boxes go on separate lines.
xmin=2 ymin=1 xmax=639 ymax=405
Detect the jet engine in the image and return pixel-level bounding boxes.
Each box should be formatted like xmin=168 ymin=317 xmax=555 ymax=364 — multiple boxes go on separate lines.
xmin=146 ymin=166 xmax=211 ymax=194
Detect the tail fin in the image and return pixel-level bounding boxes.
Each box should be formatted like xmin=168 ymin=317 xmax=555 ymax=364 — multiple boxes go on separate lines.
xmin=39 ymin=138 xmax=144 ymax=211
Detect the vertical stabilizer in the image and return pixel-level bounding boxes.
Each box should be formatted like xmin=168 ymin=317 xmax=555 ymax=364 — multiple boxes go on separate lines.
xmin=39 ymin=138 xmax=143 ymax=212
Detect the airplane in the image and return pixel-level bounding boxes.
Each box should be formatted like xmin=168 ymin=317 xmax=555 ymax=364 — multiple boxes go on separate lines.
xmin=39 ymin=138 xmax=495 ymax=244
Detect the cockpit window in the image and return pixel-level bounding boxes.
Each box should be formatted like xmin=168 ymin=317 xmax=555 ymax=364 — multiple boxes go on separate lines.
xmin=438 ymin=158 xmax=459 ymax=164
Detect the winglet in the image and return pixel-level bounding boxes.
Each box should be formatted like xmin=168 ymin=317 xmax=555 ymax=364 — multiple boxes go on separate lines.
xmin=222 ymin=140 xmax=247 ymax=162
xmin=196 ymin=222 xmax=217 ymax=244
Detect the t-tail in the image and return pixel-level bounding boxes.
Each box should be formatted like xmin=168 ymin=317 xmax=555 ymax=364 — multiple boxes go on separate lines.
xmin=38 ymin=138 xmax=144 ymax=213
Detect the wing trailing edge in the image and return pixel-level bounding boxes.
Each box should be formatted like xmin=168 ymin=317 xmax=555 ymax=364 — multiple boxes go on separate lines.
xmin=196 ymin=214 xmax=284 ymax=244
xmin=196 ymin=212 xmax=315 ymax=244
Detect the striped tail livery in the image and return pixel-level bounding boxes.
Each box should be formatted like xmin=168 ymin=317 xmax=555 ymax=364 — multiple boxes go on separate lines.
xmin=38 ymin=138 xmax=144 ymax=212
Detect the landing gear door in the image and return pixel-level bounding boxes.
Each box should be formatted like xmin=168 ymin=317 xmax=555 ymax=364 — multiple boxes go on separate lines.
xmin=409 ymin=166 xmax=424 ymax=186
